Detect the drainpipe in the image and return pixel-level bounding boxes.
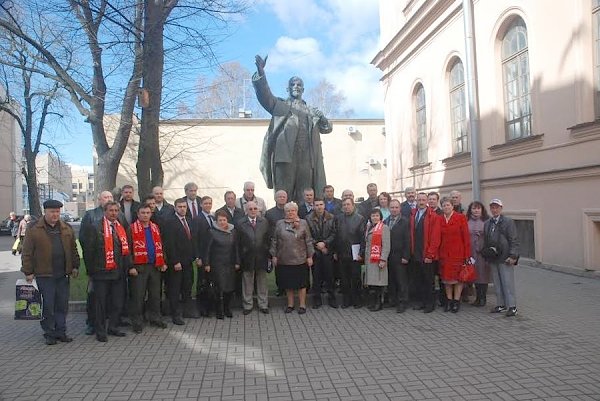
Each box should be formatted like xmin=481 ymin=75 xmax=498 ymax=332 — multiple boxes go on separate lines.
xmin=462 ymin=0 xmax=481 ymax=201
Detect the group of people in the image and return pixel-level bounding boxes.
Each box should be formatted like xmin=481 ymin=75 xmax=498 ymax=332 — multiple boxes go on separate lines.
xmin=19 ymin=181 xmax=520 ymax=345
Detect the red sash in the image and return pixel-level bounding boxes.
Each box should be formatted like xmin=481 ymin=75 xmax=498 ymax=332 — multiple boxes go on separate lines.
xmin=369 ymin=221 xmax=384 ymax=263
xmin=131 ymin=220 xmax=165 ymax=266
xmin=103 ymin=217 xmax=130 ymax=270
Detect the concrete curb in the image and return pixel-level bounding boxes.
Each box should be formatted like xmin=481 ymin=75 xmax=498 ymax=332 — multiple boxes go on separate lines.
xmin=520 ymin=258 xmax=600 ymax=280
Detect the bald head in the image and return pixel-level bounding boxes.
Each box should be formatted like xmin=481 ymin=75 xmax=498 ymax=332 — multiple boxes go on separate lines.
xmin=98 ymin=191 xmax=114 ymax=207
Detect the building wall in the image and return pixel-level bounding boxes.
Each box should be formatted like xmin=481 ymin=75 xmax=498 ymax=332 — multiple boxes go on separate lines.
xmin=110 ymin=118 xmax=387 ymax=209
xmin=0 ymin=86 xmax=23 ymax=216
xmin=36 ymin=153 xmax=73 ymax=203
xmin=374 ymin=0 xmax=600 ymax=270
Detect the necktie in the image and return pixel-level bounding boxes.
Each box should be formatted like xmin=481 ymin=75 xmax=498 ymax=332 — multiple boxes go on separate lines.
xmin=251 ymin=219 xmax=256 ymax=228
xmin=181 ymin=218 xmax=191 ymax=239
xmin=191 ymin=201 xmax=197 ymax=218
xmin=416 ymin=210 xmax=423 ymax=225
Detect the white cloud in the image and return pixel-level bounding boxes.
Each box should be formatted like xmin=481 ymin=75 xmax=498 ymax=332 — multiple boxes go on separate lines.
xmin=259 ymin=0 xmax=383 ymax=117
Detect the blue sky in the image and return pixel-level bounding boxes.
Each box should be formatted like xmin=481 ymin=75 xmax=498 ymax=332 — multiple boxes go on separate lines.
xmin=62 ymin=0 xmax=382 ymax=170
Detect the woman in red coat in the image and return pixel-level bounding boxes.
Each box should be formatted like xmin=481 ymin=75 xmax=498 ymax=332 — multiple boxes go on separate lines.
xmin=439 ymin=197 xmax=471 ymax=313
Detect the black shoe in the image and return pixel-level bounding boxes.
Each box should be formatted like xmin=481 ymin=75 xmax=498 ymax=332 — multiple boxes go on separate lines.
xmin=341 ymin=304 xmax=350 ymax=309
xmin=85 ymin=325 xmax=95 ymax=335
xmin=107 ymin=329 xmax=126 ymax=337
xmin=353 ymin=303 xmax=363 ymax=309
xmin=423 ymin=305 xmax=435 ymax=313
xmin=259 ymin=308 xmax=269 ymax=314
xmin=298 ymin=307 xmax=306 ymax=315
xmin=312 ymin=302 xmax=322 ymax=309
xmin=413 ymin=304 xmax=424 ymax=310
xmin=149 ymin=320 xmax=167 ymax=329
xmin=505 ymin=307 xmax=518 ymax=317
xmin=172 ymin=317 xmax=185 ymax=325
xmin=491 ymin=306 xmax=507 ymax=313
xmin=224 ymin=310 xmax=233 ymax=318
xmin=132 ymin=325 xmax=143 ymax=334
xmin=396 ymin=303 xmax=406 ymax=313
xmin=451 ymin=300 xmax=460 ymax=313
xmin=284 ymin=306 xmax=294 ymax=313
xmin=96 ymin=335 xmax=107 ymax=342
xmin=243 ymin=309 xmax=253 ymax=315
xmin=328 ymin=296 xmax=338 ymax=308
xmin=56 ymin=335 xmax=73 ymax=343
xmin=45 ymin=337 xmax=58 ymax=345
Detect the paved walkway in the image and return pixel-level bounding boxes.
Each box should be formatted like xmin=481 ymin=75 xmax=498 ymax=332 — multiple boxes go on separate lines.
xmin=0 ymin=255 xmax=599 ymax=400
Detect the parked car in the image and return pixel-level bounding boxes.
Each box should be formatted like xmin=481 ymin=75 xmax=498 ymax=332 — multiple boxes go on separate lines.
xmin=60 ymin=213 xmax=74 ymax=222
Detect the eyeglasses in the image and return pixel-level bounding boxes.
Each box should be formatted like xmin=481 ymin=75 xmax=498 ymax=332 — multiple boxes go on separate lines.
xmin=248 ymin=207 xmax=258 ymax=210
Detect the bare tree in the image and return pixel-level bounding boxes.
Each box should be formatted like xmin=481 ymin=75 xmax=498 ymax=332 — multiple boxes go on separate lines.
xmin=0 ymin=11 xmax=65 ymax=217
xmin=305 ymin=78 xmax=354 ymax=118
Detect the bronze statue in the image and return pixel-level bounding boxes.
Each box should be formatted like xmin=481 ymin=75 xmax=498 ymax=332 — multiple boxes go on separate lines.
xmin=253 ymin=55 xmax=333 ymax=203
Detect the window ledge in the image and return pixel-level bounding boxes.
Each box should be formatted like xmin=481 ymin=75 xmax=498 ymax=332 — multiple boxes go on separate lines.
xmin=442 ymin=152 xmax=471 ymax=168
xmin=488 ymin=134 xmax=544 ymax=156
xmin=409 ymin=162 xmax=432 ymax=172
xmin=568 ymin=120 xmax=600 ymax=139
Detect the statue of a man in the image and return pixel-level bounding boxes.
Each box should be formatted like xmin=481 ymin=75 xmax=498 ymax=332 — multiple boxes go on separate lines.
xmin=253 ymin=55 xmax=333 ymax=203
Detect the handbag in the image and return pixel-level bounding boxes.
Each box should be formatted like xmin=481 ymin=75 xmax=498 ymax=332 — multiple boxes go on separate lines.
xmin=15 ymin=279 xmax=42 ymax=320
xmin=459 ymin=263 xmax=477 ymax=283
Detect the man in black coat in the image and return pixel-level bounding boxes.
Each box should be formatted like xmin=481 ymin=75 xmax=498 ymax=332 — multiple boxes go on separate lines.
xmin=119 ymin=184 xmax=140 ymax=225
xmin=177 ymin=182 xmax=202 ymax=220
xmin=358 ymin=183 xmax=379 ymax=218
xmin=265 ymin=190 xmax=287 ymax=295
xmin=237 ymin=201 xmax=271 ymax=314
xmin=216 ymin=190 xmax=245 ymax=225
xmin=81 ymin=201 xmax=131 ymax=342
xmin=323 ymin=185 xmax=342 ymax=216
xmin=384 ymin=199 xmax=411 ymax=313
xmin=152 ymin=186 xmax=175 ymax=226
xmin=163 ymin=198 xmax=200 ymax=324
xmin=306 ymin=198 xmax=337 ymax=308
xmin=334 ymin=198 xmax=366 ymax=308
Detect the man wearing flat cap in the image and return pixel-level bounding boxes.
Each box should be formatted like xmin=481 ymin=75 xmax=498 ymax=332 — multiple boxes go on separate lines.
xmin=21 ymin=200 xmax=80 ymax=345
xmin=482 ymin=199 xmax=520 ymax=317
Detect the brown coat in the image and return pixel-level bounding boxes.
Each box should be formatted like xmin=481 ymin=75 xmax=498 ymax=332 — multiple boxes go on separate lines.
xmin=21 ymin=218 xmax=80 ymax=277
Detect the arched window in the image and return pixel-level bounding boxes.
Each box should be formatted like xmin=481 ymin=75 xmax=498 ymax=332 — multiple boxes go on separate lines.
xmin=502 ymin=18 xmax=531 ymax=140
xmin=414 ymin=84 xmax=428 ymax=164
xmin=593 ymin=0 xmax=600 ymax=117
xmin=449 ymin=59 xmax=468 ymax=154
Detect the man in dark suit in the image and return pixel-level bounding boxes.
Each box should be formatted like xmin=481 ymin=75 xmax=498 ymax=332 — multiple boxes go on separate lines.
xmin=119 ymin=184 xmax=140 ymax=225
xmin=177 ymin=182 xmax=202 ymax=220
xmin=163 ymin=198 xmax=200 ymax=324
xmin=384 ymin=199 xmax=410 ymax=313
xmin=216 ymin=191 xmax=245 ymax=225
xmin=400 ymin=186 xmax=417 ymax=218
xmin=298 ymin=188 xmax=315 ymax=219
xmin=237 ymin=201 xmax=271 ymax=314
xmin=409 ymin=192 xmax=441 ymax=313
xmin=265 ymin=190 xmax=287 ymax=295
xmin=323 ymin=185 xmax=342 ymax=216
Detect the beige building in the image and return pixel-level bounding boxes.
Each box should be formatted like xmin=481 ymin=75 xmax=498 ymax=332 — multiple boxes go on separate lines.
xmin=0 ymin=86 xmax=23 ymax=217
xmin=36 ymin=152 xmax=73 ymax=204
xmin=373 ymin=0 xmax=600 ymax=271
xmin=70 ymin=167 xmax=95 ymax=216
xmin=111 ymin=118 xmax=386 ymax=209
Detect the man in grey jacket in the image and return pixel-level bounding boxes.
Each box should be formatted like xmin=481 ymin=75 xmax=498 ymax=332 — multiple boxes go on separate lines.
xmin=483 ymin=199 xmax=520 ymax=317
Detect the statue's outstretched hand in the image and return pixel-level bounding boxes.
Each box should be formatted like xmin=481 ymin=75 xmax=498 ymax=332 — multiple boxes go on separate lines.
xmin=255 ymin=54 xmax=268 ymax=76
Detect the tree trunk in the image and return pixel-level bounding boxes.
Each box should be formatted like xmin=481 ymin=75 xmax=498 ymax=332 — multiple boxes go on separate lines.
xmin=96 ymin=151 xmax=120 ymax=199
xmin=23 ymin=152 xmax=41 ymax=217
xmin=137 ymin=0 xmax=166 ymax=198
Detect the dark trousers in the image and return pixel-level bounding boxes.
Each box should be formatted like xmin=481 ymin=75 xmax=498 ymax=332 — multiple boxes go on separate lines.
xmin=93 ymin=277 xmax=125 ymax=336
xmin=388 ymin=259 xmax=409 ymax=306
xmin=312 ymin=251 xmax=334 ymax=297
xmin=129 ymin=264 xmax=161 ymax=325
xmin=37 ymin=276 xmax=69 ymax=339
xmin=86 ymin=279 xmax=95 ymax=327
xmin=413 ymin=261 xmax=436 ymax=308
xmin=340 ymin=259 xmax=362 ymax=306
xmin=166 ymin=262 xmax=193 ymax=317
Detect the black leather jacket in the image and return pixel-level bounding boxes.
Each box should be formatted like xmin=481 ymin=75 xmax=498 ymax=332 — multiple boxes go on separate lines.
xmin=334 ymin=211 xmax=366 ymax=260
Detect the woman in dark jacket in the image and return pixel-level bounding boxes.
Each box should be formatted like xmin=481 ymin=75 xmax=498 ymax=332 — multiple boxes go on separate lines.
xmin=467 ymin=201 xmax=490 ymax=306
xmin=204 ymin=210 xmax=240 ymax=319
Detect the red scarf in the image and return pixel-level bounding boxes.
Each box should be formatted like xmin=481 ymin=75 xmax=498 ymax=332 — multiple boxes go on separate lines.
xmin=103 ymin=217 xmax=130 ymax=270
xmin=369 ymin=221 xmax=384 ymax=263
xmin=131 ymin=220 xmax=165 ymax=266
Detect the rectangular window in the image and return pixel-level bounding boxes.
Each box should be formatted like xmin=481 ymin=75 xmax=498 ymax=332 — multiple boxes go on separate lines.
xmin=514 ymin=219 xmax=535 ymax=259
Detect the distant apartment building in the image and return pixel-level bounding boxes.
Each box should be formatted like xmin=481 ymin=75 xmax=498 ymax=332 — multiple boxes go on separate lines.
xmin=373 ymin=0 xmax=600 ymax=271
xmin=70 ymin=167 xmax=95 ymax=216
xmin=34 ymin=152 xmax=73 ymax=206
